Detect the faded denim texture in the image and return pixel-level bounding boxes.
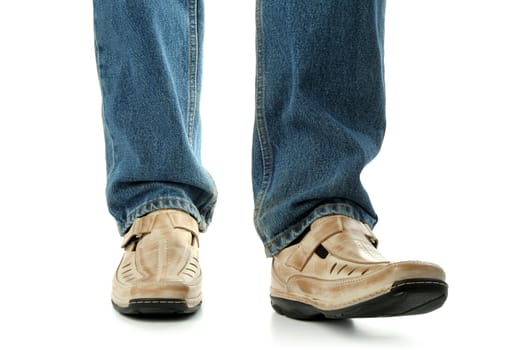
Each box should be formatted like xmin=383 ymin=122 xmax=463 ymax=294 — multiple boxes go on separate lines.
xmin=93 ymin=0 xmax=386 ymax=256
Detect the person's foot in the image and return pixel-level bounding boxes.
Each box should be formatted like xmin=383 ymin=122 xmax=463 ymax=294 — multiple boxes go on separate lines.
xmin=111 ymin=209 xmax=202 ymax=315
xmin=270 ymin=215 xmax=447 ymax=320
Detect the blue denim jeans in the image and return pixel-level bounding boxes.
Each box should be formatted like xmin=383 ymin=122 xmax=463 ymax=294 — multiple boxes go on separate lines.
xmin=93 ymin=0 xmax=386 ymax=256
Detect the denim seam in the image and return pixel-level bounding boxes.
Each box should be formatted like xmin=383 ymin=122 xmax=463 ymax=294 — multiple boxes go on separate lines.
xmin=93 ymin=25 xmax=115 ymax=176
xmin=94 ymin=28 xmax=117 ymax=219
xmin=253 ymin=0 xmax=274 ymax=224
xmin=187 ymin=0 xmax=198 ymax=146
xmin=102 ymin=112 xmax=118 ymax=220
xmin=119 ymin=196 xmax=202 ymax=235
xmin=375 ymin=0 xmax=386 ymax=95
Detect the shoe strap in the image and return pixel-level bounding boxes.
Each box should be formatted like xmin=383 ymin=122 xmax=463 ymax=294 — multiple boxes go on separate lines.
xmin=120 ymin=210 xmax=199 ymax=248
xmin=286 ymin=216 xmax=345 ymax=271
xmin=285 ymin=215 xmax=379 ymax=271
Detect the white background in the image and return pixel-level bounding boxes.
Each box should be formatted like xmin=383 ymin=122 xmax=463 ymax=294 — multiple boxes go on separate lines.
xmin=0 ymin=0 xmax=524 ymax=349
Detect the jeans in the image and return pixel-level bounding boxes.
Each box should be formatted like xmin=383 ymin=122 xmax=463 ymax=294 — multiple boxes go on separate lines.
xmin=93 ymin=0 xmax=386 ymax=256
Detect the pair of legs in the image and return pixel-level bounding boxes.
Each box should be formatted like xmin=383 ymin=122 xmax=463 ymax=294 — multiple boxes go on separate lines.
xmin=94 ymin=0 xmax=448 ymax=318
xmin=93 ymin=0 xmax=385 ymax=256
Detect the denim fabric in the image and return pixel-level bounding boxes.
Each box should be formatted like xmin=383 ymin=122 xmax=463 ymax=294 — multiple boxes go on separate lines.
xmin=93 ymin=0 xmax=386 ymax=256
xmin=93 ymin=0 xmax=217 ymax=234
xmin=254 ymin=0 xmax=386 ymax=255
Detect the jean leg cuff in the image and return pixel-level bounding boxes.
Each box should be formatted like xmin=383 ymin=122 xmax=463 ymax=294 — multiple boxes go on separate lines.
xmin=117 ymin=197 xmax=211 ymax=235
xmin=263 ymin=203 xmax=377 ymax=257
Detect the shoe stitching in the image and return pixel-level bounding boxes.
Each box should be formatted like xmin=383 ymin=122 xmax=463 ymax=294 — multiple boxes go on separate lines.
xmin=130 ymin=300 xmax=185 ymax=305
xmin=271 ymin=286 xmax=391 ymax=310
xmin=272 ymin=280 xmax=446 ymax=310
xmin=394 ymin=281 xmax=447 ymax=288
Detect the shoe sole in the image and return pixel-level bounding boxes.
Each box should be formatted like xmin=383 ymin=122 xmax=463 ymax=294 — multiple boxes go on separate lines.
xmin=271 ymin=278 xmax=448 ymax=320
xmin=112 ymin=298 xmax=201 ymax=315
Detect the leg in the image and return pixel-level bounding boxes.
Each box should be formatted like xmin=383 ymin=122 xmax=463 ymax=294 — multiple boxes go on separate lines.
xmin=254 ymin=0 xmax=386 ymax=255
xmin=93 ymin=0 xmax=212 ymax=315
xmin=93 ymin=0 xmax=216 ymax=235
xmin=256 ymin=0 xmax=448 ymax=319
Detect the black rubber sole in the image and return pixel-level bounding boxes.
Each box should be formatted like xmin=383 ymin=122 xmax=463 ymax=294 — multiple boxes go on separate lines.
xmin=112 ymin=298 xmax=201 ymax=316
xmin=271 ymin=278 xmax=448 ymax=320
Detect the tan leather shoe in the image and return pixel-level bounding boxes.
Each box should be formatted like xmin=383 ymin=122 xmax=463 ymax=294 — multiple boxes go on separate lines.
xmin=111 ymin=209 xmax=202 ymax=315
xmin=271 ymin=215 xmax=448 ymax=319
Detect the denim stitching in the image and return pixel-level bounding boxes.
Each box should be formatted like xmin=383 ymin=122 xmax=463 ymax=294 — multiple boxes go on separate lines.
xmin=254 ymin=0 xmax=274 ymax=223
xmin=93 ymin=22 xmax=117 ymax=219
xmin=375 ymin=0 xmax=386 ymax=95
xmin=187 ymin=0 xmax=198 ymax=146
xmin=102 ymin=108 xmax=118 ymax=220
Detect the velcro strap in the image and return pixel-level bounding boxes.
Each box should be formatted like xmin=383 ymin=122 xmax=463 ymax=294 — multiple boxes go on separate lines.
xmin=120 ymin=210 xmax=199 ymax=248
xmin=120 ymin=214 xmax=157 ymax=248
xmin=285 ymin=217 xmax=345 ymax=271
